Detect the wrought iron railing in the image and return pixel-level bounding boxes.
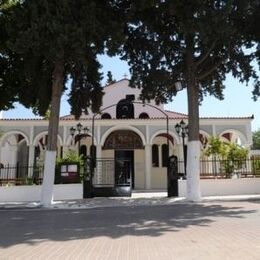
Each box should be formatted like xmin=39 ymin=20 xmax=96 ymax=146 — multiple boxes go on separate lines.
xmin=0 ymin=158 xmax=260 ymax=186
xmin=0 ymin=164 xmax=44 ymax=186
xmin=177 ymin=158 xmax=260 ymax=179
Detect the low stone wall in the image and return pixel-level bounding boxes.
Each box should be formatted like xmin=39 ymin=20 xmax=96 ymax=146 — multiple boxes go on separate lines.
xmin=0 ymin=184 xmax=82 ymax=202
xmin=179 ymin=178 xmax=260 ymax=197
xmin=0 ymin=179 xmax=260 ymax=202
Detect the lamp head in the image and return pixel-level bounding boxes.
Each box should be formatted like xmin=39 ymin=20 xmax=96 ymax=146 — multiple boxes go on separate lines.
xmin=175 ymin=123 xmax=181 ymax=135
xmin=83 ymin=127 xmax=89 ymax=135
xmin=76 ymin=122 xmax=83 ymax=133
xmin=180 ymin=119 xmax=186 ymax=129
xmin=70 ymin=126 xmax=76 ymax=136
xmin=184 ymin=125 xmax=189 ymax=135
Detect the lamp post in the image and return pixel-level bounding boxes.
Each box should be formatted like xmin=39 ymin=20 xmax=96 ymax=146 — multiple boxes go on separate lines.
xmin=175 ymin=120 xmax=188 ymax=178
xmin=70 ymin=122 xmax=89 ymax=156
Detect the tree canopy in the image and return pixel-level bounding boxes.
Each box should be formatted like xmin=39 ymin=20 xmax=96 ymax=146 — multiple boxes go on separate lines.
xmin=121 ymin=0 xmax=259 ymax=200
xmin=205 ymin=136 xmax=248 ymax=160
xmin=252 ymin=129 xmax=260 ymax=149
xmin=1 ymin=0 xmax=125 ymax=205
xmin=3 ymin=1 xmax=116 ymax=117
xmin=123 ymin=0 xmax=259 ymax=106
xmin=0 ymin=0 xmax=20 ymax=110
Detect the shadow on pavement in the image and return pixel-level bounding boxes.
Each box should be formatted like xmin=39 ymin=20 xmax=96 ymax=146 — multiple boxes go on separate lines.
xmin=0 ymin=202 xmax=258 ymax=248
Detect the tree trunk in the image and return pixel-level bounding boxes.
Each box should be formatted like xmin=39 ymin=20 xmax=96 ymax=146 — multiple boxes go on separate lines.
xmin=185 ymin=47 xmax=201 ymax=202
xmin=41 ymin=57 xmax=64 ymax=206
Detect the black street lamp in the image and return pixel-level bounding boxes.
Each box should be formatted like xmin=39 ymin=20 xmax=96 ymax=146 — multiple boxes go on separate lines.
xmin=175 ymin=120 xmax=188 ymax=178
xmin=70 ymin=122 xmax=89 ymax=156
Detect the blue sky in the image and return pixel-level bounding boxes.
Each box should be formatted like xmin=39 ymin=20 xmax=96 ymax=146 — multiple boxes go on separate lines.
xmin=3 ymin=55 xmax=260 ymax=131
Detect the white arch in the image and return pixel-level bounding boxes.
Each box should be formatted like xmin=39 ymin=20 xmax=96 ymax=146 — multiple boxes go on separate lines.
xmin=65 ymin=133 xmax=96 ymax=146
xmin=199 ymin=130 xmax=211 ymax=138
xmin=33 ymin=131 xmax=63 ymax=146
xmin=0 ymin=130 xmax=29 ymax=147
xmin=199 ymin=130 xmax=211 ymax=150
xmin=100 ymin=125 xmax=146 ymax=146
xmin=149 ymin=130 xmax=180 ymax=145
xmin=219 ymin=129 xmax=247 ymax=145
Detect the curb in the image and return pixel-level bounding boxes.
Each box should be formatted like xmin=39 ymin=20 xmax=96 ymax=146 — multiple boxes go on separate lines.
xmin=1 ymin=195 xmax=260 ymax=210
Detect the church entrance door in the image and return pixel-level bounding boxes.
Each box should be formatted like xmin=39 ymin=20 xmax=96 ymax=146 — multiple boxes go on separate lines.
xmin=115 ymin=150 xmax=134 ymax=188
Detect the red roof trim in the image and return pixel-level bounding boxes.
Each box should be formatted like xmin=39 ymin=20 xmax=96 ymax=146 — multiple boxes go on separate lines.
xmin=0 ymin=116 xmax=253 ymax=121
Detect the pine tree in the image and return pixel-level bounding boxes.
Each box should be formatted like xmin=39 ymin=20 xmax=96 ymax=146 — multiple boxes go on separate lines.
xmin=122 ymin=0 xmax=260 ymax=201
xmin=3 ymin=0 xmax=124 ymax=205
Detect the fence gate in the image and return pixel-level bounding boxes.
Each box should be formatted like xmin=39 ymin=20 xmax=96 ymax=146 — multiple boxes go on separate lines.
xmin=90 ymin=158 xmax=132 ymax=197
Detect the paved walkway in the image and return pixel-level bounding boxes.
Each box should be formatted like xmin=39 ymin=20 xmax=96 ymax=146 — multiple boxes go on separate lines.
xmin=1 ymin=192 xmax=260 ymax=210
xmin=0 ymin=198 xmax=260 ymax=259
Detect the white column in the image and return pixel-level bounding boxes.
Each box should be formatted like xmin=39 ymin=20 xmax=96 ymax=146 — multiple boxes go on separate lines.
xmin=97 ymin=125 xmax=101 ymax=144
xmin=41 ymin=150 xmax=56 ymax=206
xmin=145 ymin=144 xmax=152 ymax=190
xmin=28 ymin=145 xmax=35 ymax=177
xmin=63 ymin=126 xmax=67 ymax=145
xmin=28 ymin=126 xmax=35 ymax=176
xmin=95 ymin=144 xmax=102 ymax=184
xmin=28 ymin=144 xmax=35 ymax=166
xmin=96 ymin=144 xmax=102 ymax=159
xmin=62 ymin=126 xmax=68 ymax=157
xmin=28 ymin=126 xmax=35 ymax=165
xmin=159 ymin=145 xmax=162 ymax=168
xmin=212 ymin=124 xmax=216 ymax=136
xmin=186 ymin=141 xmax=201 ymax=201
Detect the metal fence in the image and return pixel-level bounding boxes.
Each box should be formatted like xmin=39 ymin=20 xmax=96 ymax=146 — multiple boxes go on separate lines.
xmin=92 ymin=159 xmax=115 ymax=187
xmin=0 ymin=164 xmax=44 ymax=186
xmin=1 ymin=157 xmax=260 ymax=186
xmin=177 ymin=158 xmax=260 ymax=179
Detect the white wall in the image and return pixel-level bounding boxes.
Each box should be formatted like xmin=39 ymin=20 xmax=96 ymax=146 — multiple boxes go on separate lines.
xmin=179 ymin=178 xmax=260 ymax=197
xmin=87 ymin=79 xmax=165 ymax=118
xmin=0 ymin=184 xmax=82 ymax=202
xmin=251 ymin=150 xmax=260 ymax=156
xmin=1 ymin=179 xmax=260 ymax=202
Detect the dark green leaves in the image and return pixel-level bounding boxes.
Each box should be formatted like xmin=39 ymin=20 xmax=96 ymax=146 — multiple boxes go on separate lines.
xmin=1 ymin=0 xmax=125 ymax=116
xmin=122 ymin=0 xmax=260 ymax=103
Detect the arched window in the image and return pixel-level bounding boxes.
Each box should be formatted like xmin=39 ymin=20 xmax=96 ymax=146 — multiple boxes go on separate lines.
xmin=80 ymin=145 xmax=87 ymax=157
xmin=116 ymin=99 xmax=134 ymax=119
xmin=101 ymin=113 xmax=111 ymax=119
xmin=90 ymin=144 xmax=96 ymax=158
xmin=139 ymin=112 xmax=149 ymax=119
xmin=162 ymin=144 xmax=169 ymax=167
xmin=152 ymin=144 xmax=159 ymax=167
xmin=104 ymin=130 xmax=143 ymax=150
xmin=90 ymin=144 xmax=97 ymax=167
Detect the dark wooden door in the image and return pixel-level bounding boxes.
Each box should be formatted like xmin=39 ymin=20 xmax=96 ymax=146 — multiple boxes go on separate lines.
xmin=115 ymin=150 xmax=134 ymax=188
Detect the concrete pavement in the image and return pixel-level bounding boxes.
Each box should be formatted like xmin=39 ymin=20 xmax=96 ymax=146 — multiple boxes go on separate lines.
xmin=1 ymin=192 xmax=260 ymax=210
xmin=0 ymin=199 xmax=260 ymax=259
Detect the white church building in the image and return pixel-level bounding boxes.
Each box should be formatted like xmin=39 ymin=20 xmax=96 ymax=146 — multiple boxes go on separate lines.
xmin=0 ymin=79 xmax=253 ymax=190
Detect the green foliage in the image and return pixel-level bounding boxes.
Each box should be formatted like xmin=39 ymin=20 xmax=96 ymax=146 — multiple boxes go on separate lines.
xmin=1 ymin=0 xmax=124 ymax=117
xmin=121 ymin=0 xmax=260 ymax=145
xmin=21 ymin=177 xmax=34 ymax=186
xmin=204 ymin=136 xmax=228 ymax=159
xmin=252 ymin=158 xmax=260 ymax=176
xmin=122 ymin=0 xmax=260 ymax=103
xmin=252 ymin=129 xmax=260 ymax=149
xmin=205 ymin=136 xmax=249 ymax=175
xmin=56 ymin=150 xmax=85 ymax=183
xmin=0 ymin=1 xmax=19 ymax=110
xmin=56 ymin=150 xmax=84 ymax=166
